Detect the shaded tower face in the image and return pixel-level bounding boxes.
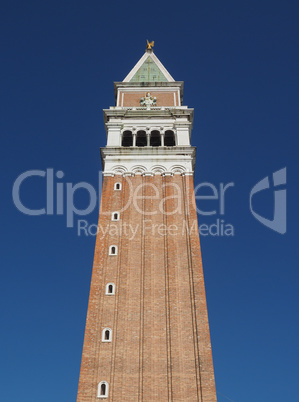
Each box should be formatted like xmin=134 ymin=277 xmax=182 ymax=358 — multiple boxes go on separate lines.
xmin=77 ymin=46 xmax=217 ymax=401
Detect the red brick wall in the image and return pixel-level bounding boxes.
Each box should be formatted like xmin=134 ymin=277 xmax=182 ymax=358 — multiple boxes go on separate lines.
xmin=77 ymin=174 xmax=216 ymax=401
xmin=118 ymin=91 xmax=178 ymax=107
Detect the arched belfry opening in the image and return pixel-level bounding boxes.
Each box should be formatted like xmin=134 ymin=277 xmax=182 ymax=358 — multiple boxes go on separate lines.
xmin=136 ymin=130 xmax=147 ymax=147
xmin=150 ymin=130 xmax=161 ymax=146
xmin=122 ymin=130 xmax=133 ymax=147
xmin=164 ymin=130 xmax=175 ymax=146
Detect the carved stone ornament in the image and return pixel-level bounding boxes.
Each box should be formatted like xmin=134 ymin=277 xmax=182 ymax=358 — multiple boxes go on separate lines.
xmin=140 ymin=92 xmax=157 ymax=109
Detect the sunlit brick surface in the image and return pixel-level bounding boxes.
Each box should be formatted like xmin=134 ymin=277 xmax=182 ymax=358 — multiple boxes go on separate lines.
xmin=77 ymin=174 xmax=216 ymax=401
xmin=119 ymin=91 xmax=178 ymax=107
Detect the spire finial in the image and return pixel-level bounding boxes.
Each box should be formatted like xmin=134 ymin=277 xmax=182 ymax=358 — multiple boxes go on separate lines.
xmin=146 ymin=40 xmax=154 ymax=52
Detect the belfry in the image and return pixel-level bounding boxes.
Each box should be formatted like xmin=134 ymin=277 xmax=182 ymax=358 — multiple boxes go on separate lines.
xmin=77 ymin=42 xmax=217 ymax=401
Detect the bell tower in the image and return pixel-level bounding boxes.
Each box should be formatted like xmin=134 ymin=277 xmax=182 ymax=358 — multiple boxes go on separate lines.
xmin=77 ymin=42 xmax=217 ymax=401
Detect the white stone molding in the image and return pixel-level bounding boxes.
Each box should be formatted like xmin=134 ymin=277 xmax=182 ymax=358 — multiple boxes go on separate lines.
xmin=131 ymin=165 xmax=147 ymax=174
xmin=102 ymin=328 xmax=112 ymax=342
xmin=101 ymin=146 xmax=195 ymax=175
xmin=97 ymin=381 xmax=109 ymax=398
xmin=111 ymin=212 xmax=120 ymax=221
xmin=151 ymin=165 xmax=167 ymax=174
xmin=111 ymin=165 xmax=127 ymax=175
xmin=103 ymin=170 xmax=194 ymax=177
xmin=170 ymin=165 xmax=186 ymax=174
xmin=142 ymin=172 xmax=155 ymax=177
xmin=105 ymin=283 xmax=115 ymax=295
xmin=121 ymin=127 xmax=133 ymax=133
xmin=109 ymin=245 xmax=117 ymax=256
xmin=116 ymin=87 xmax=181 ymax=96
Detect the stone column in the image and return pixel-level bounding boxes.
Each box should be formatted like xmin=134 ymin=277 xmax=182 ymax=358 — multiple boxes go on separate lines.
xmin=146 ymin=127 xmax=150 ymax=146
xmin=132 ymin=127 xmax=137 ymax=147
xmin=160 ymin=128 xmax=165 ymax=146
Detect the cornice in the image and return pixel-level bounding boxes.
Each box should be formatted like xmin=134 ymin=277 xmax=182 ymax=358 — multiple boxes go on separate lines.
xmin=100 ymin=146 xmax=196 ymax=174
xmin=103 ymin=107 xmax=194 ymax=125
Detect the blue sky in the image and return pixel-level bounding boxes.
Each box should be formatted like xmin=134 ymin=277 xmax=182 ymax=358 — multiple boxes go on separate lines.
xmin=1 ymin=1 xmax=298 ymax=401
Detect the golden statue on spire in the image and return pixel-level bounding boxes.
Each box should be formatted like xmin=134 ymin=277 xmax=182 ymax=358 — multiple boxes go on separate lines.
xmin=146 ymin=40 xmax=154 ymax=50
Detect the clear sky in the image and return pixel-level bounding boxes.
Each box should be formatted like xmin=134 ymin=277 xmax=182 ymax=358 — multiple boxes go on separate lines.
xmin=1 ymin=1 xmax=298 ymax=401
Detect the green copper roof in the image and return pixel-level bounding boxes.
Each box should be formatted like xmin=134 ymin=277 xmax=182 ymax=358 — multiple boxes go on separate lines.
xmin=129 ymin=56 xmax=168 ymax=82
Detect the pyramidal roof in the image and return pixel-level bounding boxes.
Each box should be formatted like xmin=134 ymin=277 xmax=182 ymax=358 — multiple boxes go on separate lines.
xmin=123 ymin=50 xmax=175 ymax=83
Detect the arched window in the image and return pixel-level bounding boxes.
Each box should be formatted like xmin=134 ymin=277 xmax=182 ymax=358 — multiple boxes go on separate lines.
xmin=164 ymin=130 xmax=176 ymax=146
xmin=97 ymin=381 xmax=109 ymax=398
xmin=105 ymin=283 xmax=115 ymax=295
xmin=102 ymin=328 xmax=112 ymax=342
xmin=109 ymin=245 xmax=117 ymax=255
xmin=114 ymin=182 xmax=121 ymax=191
xmin=150 ymin=130 xmax=161 ymax=146
xmin=111 ymin=212 xmax=119 ymax=221
xmin=122 ymin=130 xmax=133 ymax=147
xmin=136 ymin=130 xmax=147 ymax=147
